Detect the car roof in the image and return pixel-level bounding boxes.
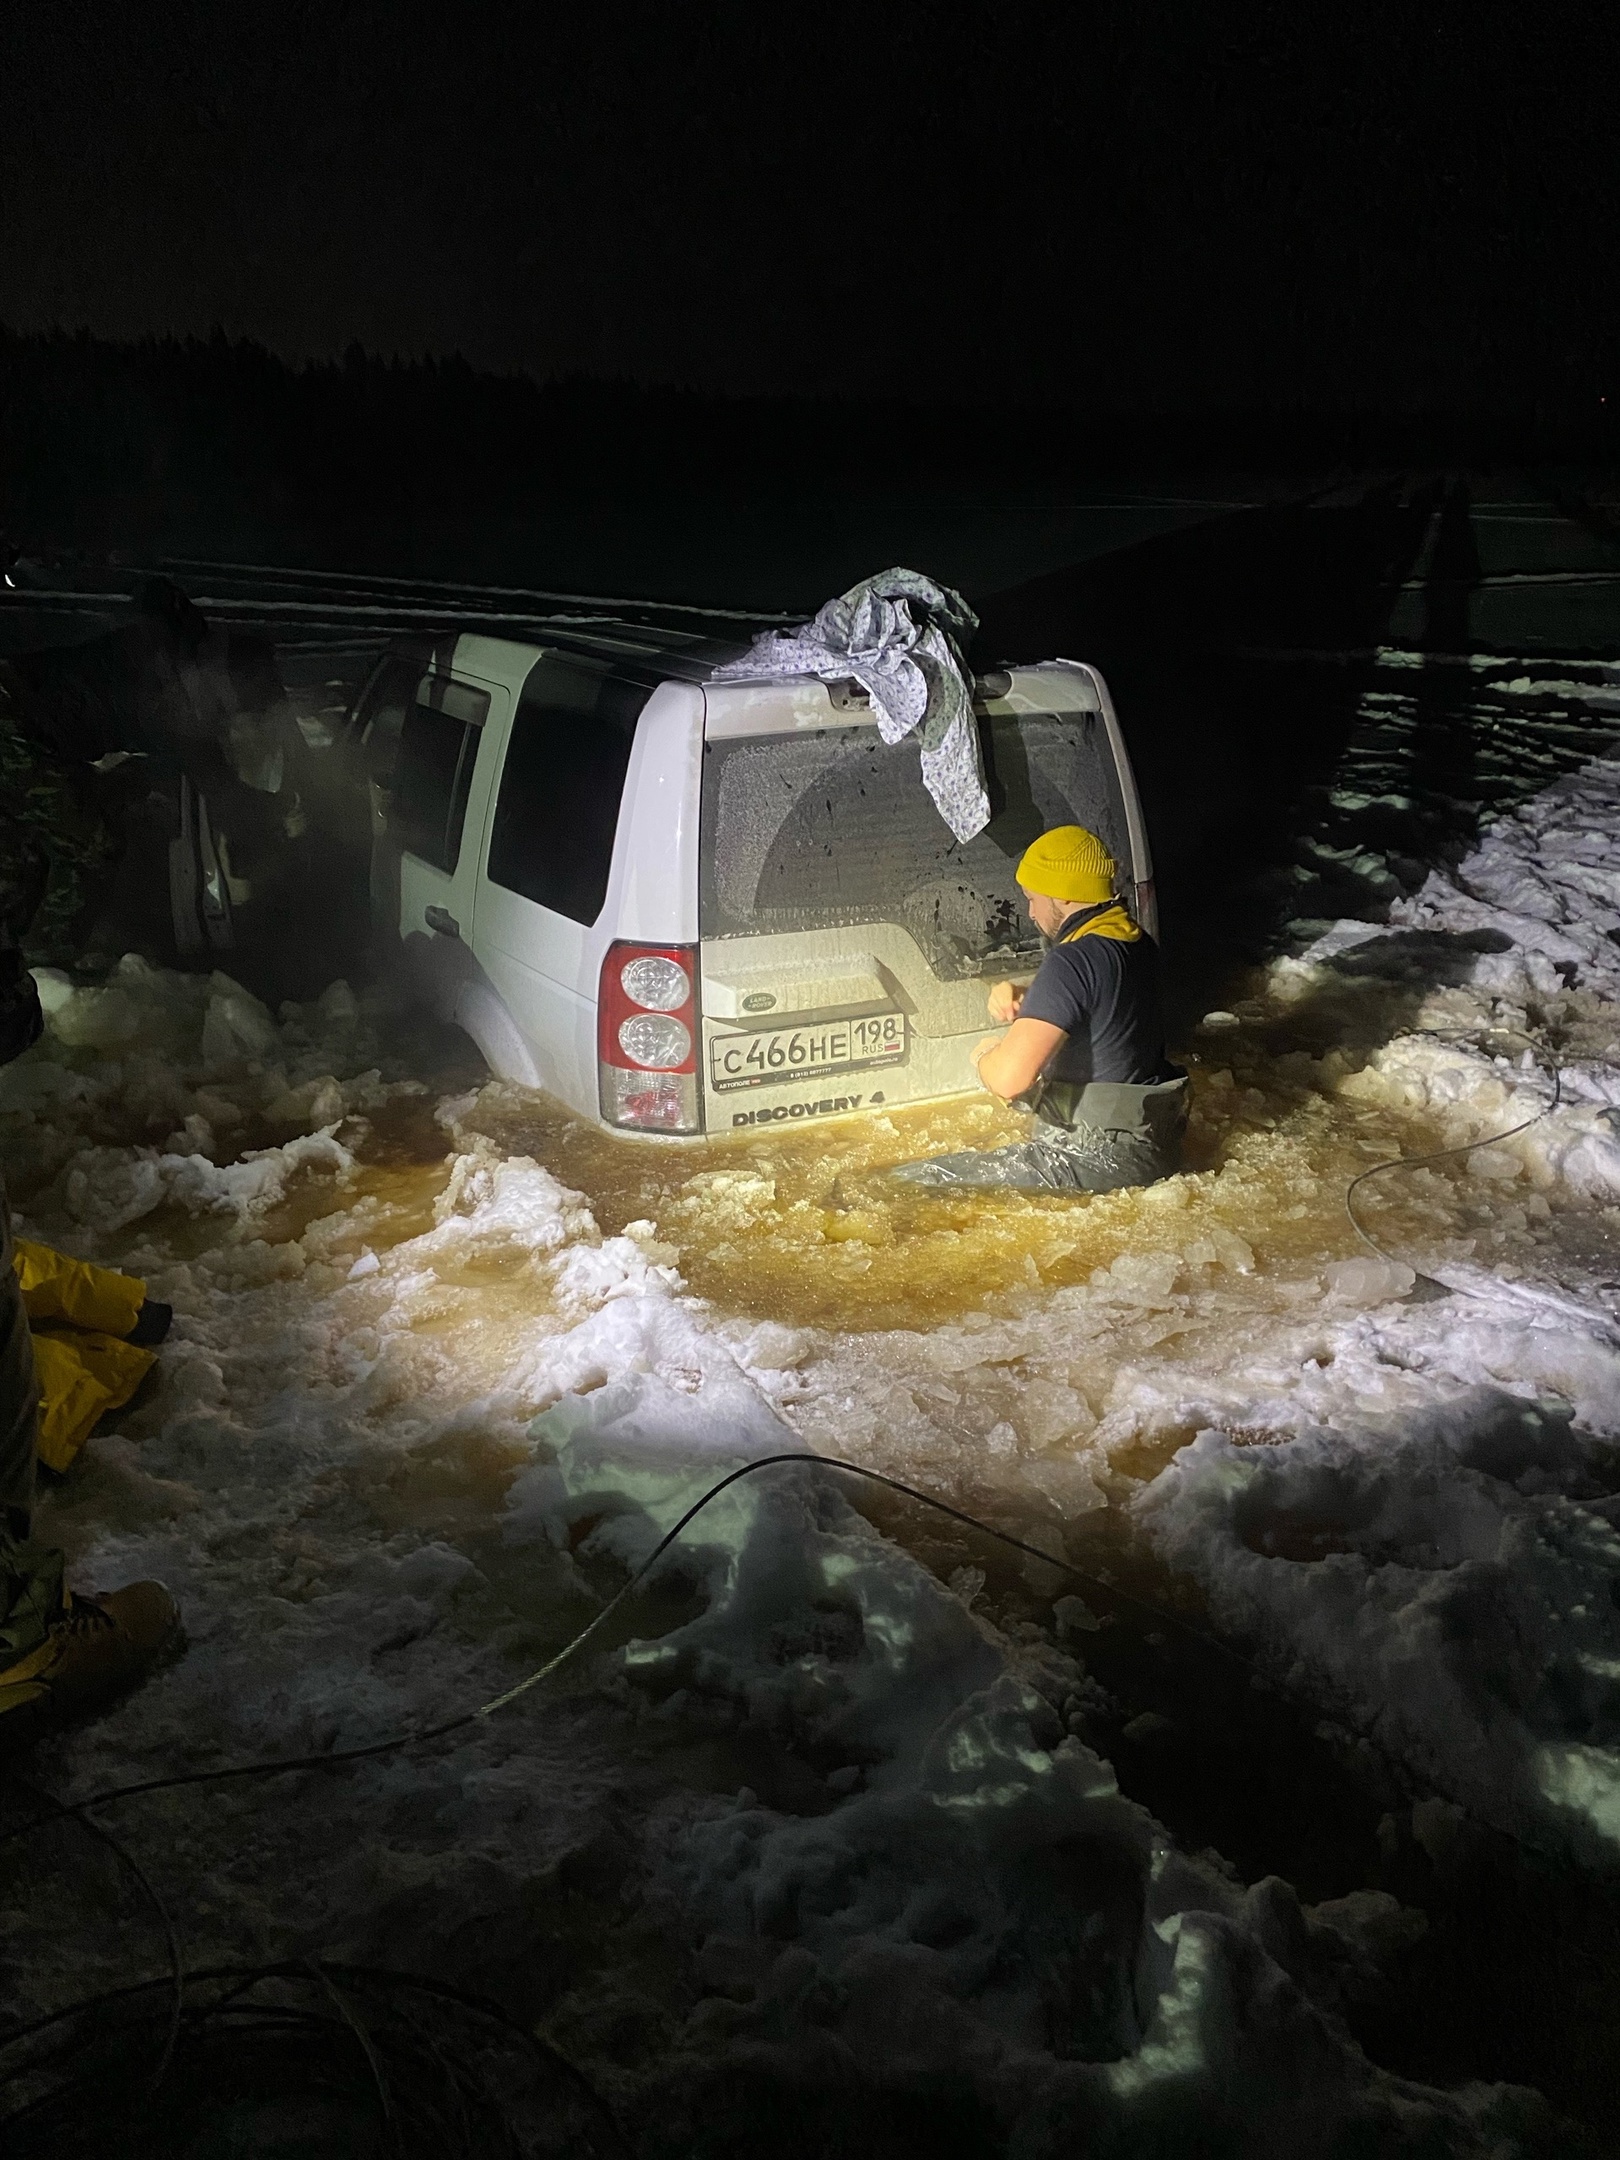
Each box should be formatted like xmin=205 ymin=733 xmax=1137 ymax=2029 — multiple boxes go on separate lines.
xmin=383 ymin=622 xmax=753 ymax=689
xmin=382 ymin=630 xmax=1091 ymax=711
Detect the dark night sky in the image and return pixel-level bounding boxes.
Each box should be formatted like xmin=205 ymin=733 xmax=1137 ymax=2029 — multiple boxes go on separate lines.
xmin=2 ymin=1 xmax=1615 ymax=410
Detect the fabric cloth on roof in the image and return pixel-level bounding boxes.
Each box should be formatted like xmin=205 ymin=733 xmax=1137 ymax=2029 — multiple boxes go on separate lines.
xmin=710 ymin=567 xmax=990 ymax=842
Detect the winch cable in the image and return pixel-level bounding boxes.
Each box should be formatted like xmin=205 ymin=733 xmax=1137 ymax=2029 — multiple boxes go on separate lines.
xmin=0 ymin=1452 xmax=1257 ymax=2124
xmin=1343 ymin=1022 xmax=1568 ymax=1293
xmin=0 ymin=1959 xmax=634 ymax=2156
xmin=1 ymin=1451 xmax=1252 ymax=1851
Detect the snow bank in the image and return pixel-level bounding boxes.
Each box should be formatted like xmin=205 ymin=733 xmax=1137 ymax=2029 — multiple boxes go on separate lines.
xmin=1136 ymin=1389 xmax=1620 ymax=1866
xmin=1392 ymin=751 xmax=1620 ymax=997
xmin=1260 ymin=750 xmax=1620 ymax=1208
xmin=4 ymin=955 xmax=414 ymax=1217
xmin=501 ymin=1374 xmax=1553 ymax=2152
xmin=1107 ymin=737 xmax=1620 ymax=1868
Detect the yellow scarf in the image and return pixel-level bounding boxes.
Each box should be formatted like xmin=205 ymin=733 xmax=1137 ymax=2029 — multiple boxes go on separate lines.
xmin=1057 ymin=901 xmax=1142 ymax=945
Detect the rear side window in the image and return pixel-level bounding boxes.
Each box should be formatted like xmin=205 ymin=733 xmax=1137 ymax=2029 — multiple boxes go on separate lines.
xmin=488 ymin=654 xmax=653 ymax=926
xmin=393 ymin=675 xmax=490 ymax=872
xmin=700 ymin=710 xmax=1129 ymax=977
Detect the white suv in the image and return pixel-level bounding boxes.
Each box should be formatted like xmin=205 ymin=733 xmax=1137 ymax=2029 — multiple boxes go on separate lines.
xmin=349 ymin=632 xmax=1155 ymax=1140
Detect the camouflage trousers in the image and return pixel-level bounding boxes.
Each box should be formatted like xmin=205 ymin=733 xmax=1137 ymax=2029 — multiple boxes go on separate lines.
xmin=0 ymin=715 xmax=121 ymax=961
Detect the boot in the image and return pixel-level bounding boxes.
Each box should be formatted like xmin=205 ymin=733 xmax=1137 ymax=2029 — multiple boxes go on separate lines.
xmin=0 ymin=1582 xmax=180 ymax=1742
xmin=125 ymin=1298 xmax=173 ymax=1347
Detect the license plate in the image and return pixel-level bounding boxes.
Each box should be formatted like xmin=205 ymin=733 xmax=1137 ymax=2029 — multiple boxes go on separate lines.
xmin=708 ymin=1011 xmax=907 ymax=1092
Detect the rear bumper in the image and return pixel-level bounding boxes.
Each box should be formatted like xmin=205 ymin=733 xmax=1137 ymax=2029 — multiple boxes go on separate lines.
xmin=700 ymin=1024 xmax=986 ymax=1136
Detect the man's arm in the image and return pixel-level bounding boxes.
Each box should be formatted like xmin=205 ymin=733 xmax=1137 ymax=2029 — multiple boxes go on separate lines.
xmin=971 ymin=1017 xmax=1067 ymax=1101
xmin=986 ymin=978 xmax=1032 ymax=1025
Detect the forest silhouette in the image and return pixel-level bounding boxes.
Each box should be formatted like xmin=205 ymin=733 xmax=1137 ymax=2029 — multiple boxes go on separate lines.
xmin=3 ymin=325 xmax=1615 ymax=576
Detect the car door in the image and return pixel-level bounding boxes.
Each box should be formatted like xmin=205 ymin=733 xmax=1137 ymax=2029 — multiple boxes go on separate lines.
xmin=470 ymin=651 xmax=652 ymax=1112
xmin=382 ymin=666 xmax=507 ymax=1011
xmin=349 ymin=651 xmax=425 ymax=932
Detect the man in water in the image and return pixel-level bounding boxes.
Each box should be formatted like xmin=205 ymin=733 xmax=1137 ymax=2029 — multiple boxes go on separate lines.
xmin=894 ymin=825 xmax=1187 ymax=1192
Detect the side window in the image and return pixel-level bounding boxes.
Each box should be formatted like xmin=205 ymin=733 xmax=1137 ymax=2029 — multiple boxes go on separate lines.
xmin=487 ymin=656 xmax=652 ymax=926
xmin=393 ymin=675 xmax=490 ymax=872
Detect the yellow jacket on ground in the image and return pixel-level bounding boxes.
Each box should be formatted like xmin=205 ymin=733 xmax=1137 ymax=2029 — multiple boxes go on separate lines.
xmin=13 ymin=1239 xmax=153 ymax=1473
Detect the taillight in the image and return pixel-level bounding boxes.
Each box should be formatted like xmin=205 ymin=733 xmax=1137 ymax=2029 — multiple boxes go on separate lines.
xmin=598 ymin=941 xmax=702 ymax=1133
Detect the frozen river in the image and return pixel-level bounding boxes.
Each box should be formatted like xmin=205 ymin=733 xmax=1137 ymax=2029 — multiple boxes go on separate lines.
xmin=4 ymin=492 xmax=1620 ymax=2154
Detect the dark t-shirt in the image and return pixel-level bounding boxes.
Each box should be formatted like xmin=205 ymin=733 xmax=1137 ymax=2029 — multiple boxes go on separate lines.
xmin=1018 ymin=920 xmax=1168 ymax=1087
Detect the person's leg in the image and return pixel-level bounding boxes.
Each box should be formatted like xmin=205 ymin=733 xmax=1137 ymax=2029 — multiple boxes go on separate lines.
xmin=0 ymin=1197 xmax=62 ymax=1665
xmin=1035 ymin=1127 xmax=1166 ymax=1193
xmin=1 ymin=1191 xmax=180 ymax=1727
xmin=894 ymin=1088 xmax=1183 ymax=1192
xmin=14 ymin=1238 xmax=146 ymax=1338
xmin=889 ymin=1138 xmax=1094 ymax=1192
xmin=1039 ymin=1077 xmax=1191 ymax=1194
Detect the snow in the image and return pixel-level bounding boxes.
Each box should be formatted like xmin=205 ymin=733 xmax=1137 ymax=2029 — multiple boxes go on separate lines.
xmin=769 ymin=735 xmax=1620 ymax=1895
xmin=502 ymin=1379 xmax=1553 ymax=2149
xmin=7 ymin=668 xmax=1620 ymax=2147
xmin=1136 ymin=1395 xmax=1620 ymax=1866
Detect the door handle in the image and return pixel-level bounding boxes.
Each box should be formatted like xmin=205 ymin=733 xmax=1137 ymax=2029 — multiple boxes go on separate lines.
xmin=424 ymin=905 xmax=460 ymax=939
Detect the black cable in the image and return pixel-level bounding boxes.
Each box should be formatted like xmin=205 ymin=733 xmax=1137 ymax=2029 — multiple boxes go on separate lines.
xmin=1 ymin=1452 xmax=1252 ymax=1848
xmin=0 ymin=1769 xmax=185 ymax=2088
xmin=0 ymin=1959 xmax=631 ymax=2157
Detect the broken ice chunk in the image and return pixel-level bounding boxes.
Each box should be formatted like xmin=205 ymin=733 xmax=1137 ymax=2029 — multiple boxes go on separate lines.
xmin=1054 ymin=1593 xmax=1101 ymax=1636
xmin=1090 ymin=1250 xmax=1184 ymax=1300
xmin=1323 ymin=1257 xmax=1416 ymax=1303
xmin=201 ymin=977 xmax=278 ymax=1066
xmin=1022 ymin=1456 xmax=1106 ymax=1515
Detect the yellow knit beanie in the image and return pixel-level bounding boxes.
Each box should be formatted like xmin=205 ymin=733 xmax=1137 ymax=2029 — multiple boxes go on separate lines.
xmin=1015 ymin=825 xmax=1117 ymax=905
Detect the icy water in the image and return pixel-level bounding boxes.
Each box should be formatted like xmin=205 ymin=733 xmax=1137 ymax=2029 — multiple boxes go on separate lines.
xmin=250 ymin=964 xmax=1619 ymax=1522
xmin=8 ymin=498 xmax=1620 ymax=2155
xmin=465 ymin=1059 xmax=1415 ymax=1334
xmin=13 ymin=922 xmax=1619 ymax=2148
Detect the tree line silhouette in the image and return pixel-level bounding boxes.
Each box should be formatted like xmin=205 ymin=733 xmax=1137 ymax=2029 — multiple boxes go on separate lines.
xmin=2 ymin=323 xmax=1613 ymax=571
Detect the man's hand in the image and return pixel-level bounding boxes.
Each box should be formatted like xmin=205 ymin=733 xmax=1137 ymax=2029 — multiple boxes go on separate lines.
xmin=973 ymin=1017 xmax=1068 ymax=1101
xmin=986 ymin=980 xmax=1024 ymax=1025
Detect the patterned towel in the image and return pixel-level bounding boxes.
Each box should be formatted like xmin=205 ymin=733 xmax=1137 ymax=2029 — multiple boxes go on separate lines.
xmin=711 ymin=567 xmax=989 ymax=841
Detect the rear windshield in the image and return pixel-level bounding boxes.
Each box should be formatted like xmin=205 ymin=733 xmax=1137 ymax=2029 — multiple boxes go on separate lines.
xmin=700 ymin=710 xmax=1130 ymax=977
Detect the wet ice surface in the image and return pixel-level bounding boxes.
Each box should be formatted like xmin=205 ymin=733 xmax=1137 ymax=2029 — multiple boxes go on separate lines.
xmin=5 ymin=663 xmax=1620 ymax=2150
xmin=1273 ymin=646 xmax=1620 ymax=927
